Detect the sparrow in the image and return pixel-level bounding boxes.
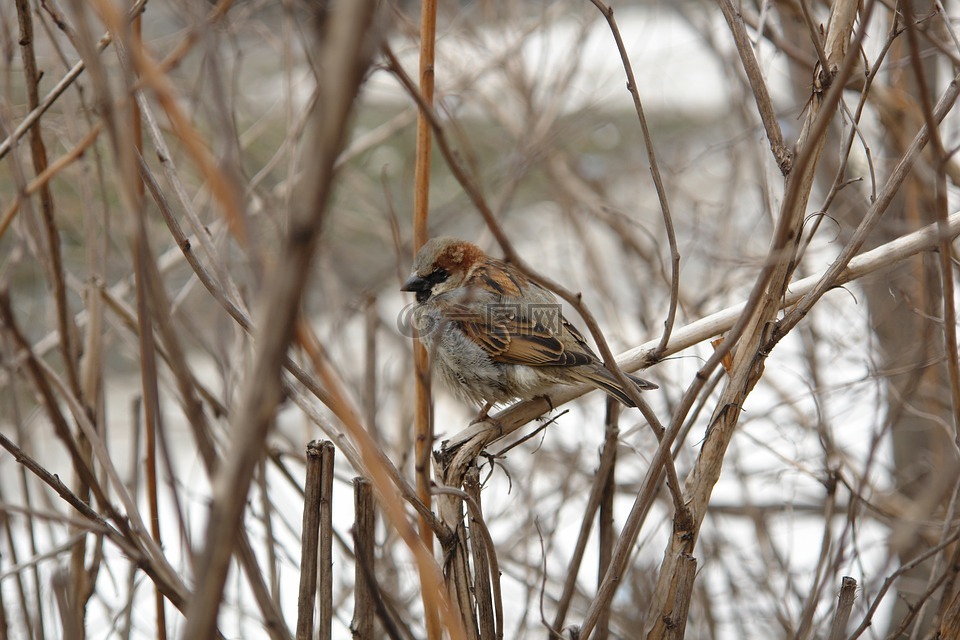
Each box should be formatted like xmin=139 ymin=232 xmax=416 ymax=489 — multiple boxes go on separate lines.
xmin=401 ymin=237 xmax=657 ymax=416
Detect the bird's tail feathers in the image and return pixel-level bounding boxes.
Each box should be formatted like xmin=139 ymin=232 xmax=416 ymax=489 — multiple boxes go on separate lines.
xmin=584 ymin=367 xmax=658 ymax=407
xmin=627 ymin=371 xmax=659 ymax=391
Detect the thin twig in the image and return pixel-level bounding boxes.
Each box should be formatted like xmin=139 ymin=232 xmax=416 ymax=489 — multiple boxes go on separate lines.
xmin=715 ymin=0 xmax=793 ymax=173
xmin=0 ymin=123 xmax=102 ymax=242
xmin=0 ymin=0 xmax=146 ymax=161
xmin=0 ymin=431 xmax=191 ymax=612
xmin=797 ymin=0 xmax=831 ymax=74
xmin=583 ymin=2 xmax=868 ymax=636
xmin=132 ymin=160 xmax=292 ymax=638
xmin=15 ymin=0 xmax=81 ymax=403
xmin=587 ymin=0 xmax=683 ymax=356
xmin=550 ymin=409 xmax=619 ymax=633
xmin=794 ymin=473 xmax=839 ymax=638
xmin=594 ymin=402 xmax=618 ymax=640
xmin=776 ymin=67 xmax=960 ymax=339
xmin=88 ymin=0 xmax=248 ymax=248
xmin=139 ymin=149 xmax=443 ymax=535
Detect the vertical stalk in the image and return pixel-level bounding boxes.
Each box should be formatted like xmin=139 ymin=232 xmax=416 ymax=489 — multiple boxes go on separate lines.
xmin=15 ymin=1 xmax=88 ymax=633
xmin=296 ymin=441 xmax=325 ymax=640
xmin=550 ymin=411 xmax=623 ymax=633
xmin=134 ymin=208 xmax=166 ymax=640
xmin=594 ymin=401 xmax=619 ymax=640
xmin=828 ymin=576 xmax=858 ymax=640
xmin=318 ymin=442 xmax=335 ymax=640
xmin=351 ymin=477 xmax=376 ymax=639
xmin=0 ymin=485 xmax=26 ymax=640
xmin=14 ymin=0 xmax=80 ymax=400
xmin=465 ymin=468 xmax=494 ymax=639
xmin=413 ymin=1 xmax=440 ymax=639
xmin=129 ymin=11 xmax=166 ymax=639
xmin=363 ymin=295 xmax=379 ymax=441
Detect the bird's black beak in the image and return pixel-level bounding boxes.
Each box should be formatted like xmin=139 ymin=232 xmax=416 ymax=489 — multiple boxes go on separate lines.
xmin=402 ymin=275 xmax=433 ymax=303
xmin=403 ymin=268 xmax=449 ymax=303
xmin=401 ymin=275 xmax=428 ymax=294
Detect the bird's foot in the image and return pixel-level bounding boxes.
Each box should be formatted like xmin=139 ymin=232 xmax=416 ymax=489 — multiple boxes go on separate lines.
xmin=535 ymin=394 xmax=555 ymax=413
xmin=470 ymin=402 xmax=495 ymax=425
xmin=470 ymin=402 xmax=507 ymax=431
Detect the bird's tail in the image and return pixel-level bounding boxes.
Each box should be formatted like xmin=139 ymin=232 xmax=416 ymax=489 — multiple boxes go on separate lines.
xmin=584 ymin=367 xmax=658 ymax=407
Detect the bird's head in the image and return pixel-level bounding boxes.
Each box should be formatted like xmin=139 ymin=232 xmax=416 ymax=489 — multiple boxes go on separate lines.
xmin=401 ymin=237 xmax=484 ymax=304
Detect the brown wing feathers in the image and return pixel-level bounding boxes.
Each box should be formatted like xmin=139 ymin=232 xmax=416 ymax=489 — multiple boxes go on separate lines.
xmin=447 ymin=255 xmax=599 ymax=368
xmin=452 ymin=302 xmax=592 ymax=368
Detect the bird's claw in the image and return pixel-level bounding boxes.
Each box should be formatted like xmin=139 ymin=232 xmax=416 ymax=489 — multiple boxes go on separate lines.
xmin=470 ymin=403 xmax=504 ymax=430
xmin=470 ymin=402 xmax=493 ymax=425
xmin=535 ymin=394 xmax=555 ymax=412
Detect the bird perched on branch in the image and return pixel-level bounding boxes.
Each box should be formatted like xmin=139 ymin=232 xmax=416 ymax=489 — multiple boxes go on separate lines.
xmin=401 ymin=237 xmax=657 ymax=417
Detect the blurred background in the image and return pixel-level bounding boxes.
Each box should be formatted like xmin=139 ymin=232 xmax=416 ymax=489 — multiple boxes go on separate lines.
xmin=1 ymin=0 xmax=959 ymax=638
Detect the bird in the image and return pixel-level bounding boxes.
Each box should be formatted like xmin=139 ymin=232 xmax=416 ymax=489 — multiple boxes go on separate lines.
xmin=401 ymin=237 xmax=657 ymax=417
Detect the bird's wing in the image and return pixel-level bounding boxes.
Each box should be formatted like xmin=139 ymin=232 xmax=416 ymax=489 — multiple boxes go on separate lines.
xmin=435 ymin=258 xmax=595 ymax=368
xmin=449 ymin=302 xmax=589 ymax=367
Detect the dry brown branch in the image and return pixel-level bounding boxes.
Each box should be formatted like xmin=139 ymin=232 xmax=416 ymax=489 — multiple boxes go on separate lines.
xmin=124 ymin=151 xmax=289 ymax=638
xmin=412 ymin=2 xmax=441 ymax=638
xmin=828 ymin=576 xmax=858 ymax=640
xmin=585 ymin=3 xmax=865 ymax=636
xmin=0 ymin=430 xmax=190 ymax=611
xmin=137 ymin=127 xmax=442 ymax=539
xmin=850 ymin=526 xmax=960 ymax=636
xmin=464 ymin=467 xmax=497 ymax=640
xmin=938 ymin=586 xmax=960 ymax=638
xmin=0 ymin=123 xmax=102 ymax=240
xmin=129 ymin=121 xmax=168 ymax=640
xmin=434 ymin=488 xmax=481 ymax=640
xmin=180 ymin=2 xmax=381 ymax=637
xmin=87 ymin=0 xmax=248 ymax=249
xmin=295 ymin=441 xmax=325 ymax=640
xmin=351 ymin=477 xmax=376 ymax=640
xmin=661 ymin=554 xmax=697 ymax=639
xmin=594 ymin=402 xmax=618 ymax=640
xmin=296 ymin=322 xmax=465 ymax=639
xmin=776 ymin=68 xmax=960 ymax=338
xmin=317 ymin=442 xmax=335 ymax=640
xmin=0 ymin=0 xmax=148 ymax=162
xmin=903 ymin=0 xmax=960 ymax=450
xmin=434 ymin=481 xmax=504 ymax=640
xmin=716 ymin=0 xmax=793 ymax=173
xmin=1 ymin=293 xmax=113 ymax=519
xmin=15 ymin=0 xmax=81 ymax=403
